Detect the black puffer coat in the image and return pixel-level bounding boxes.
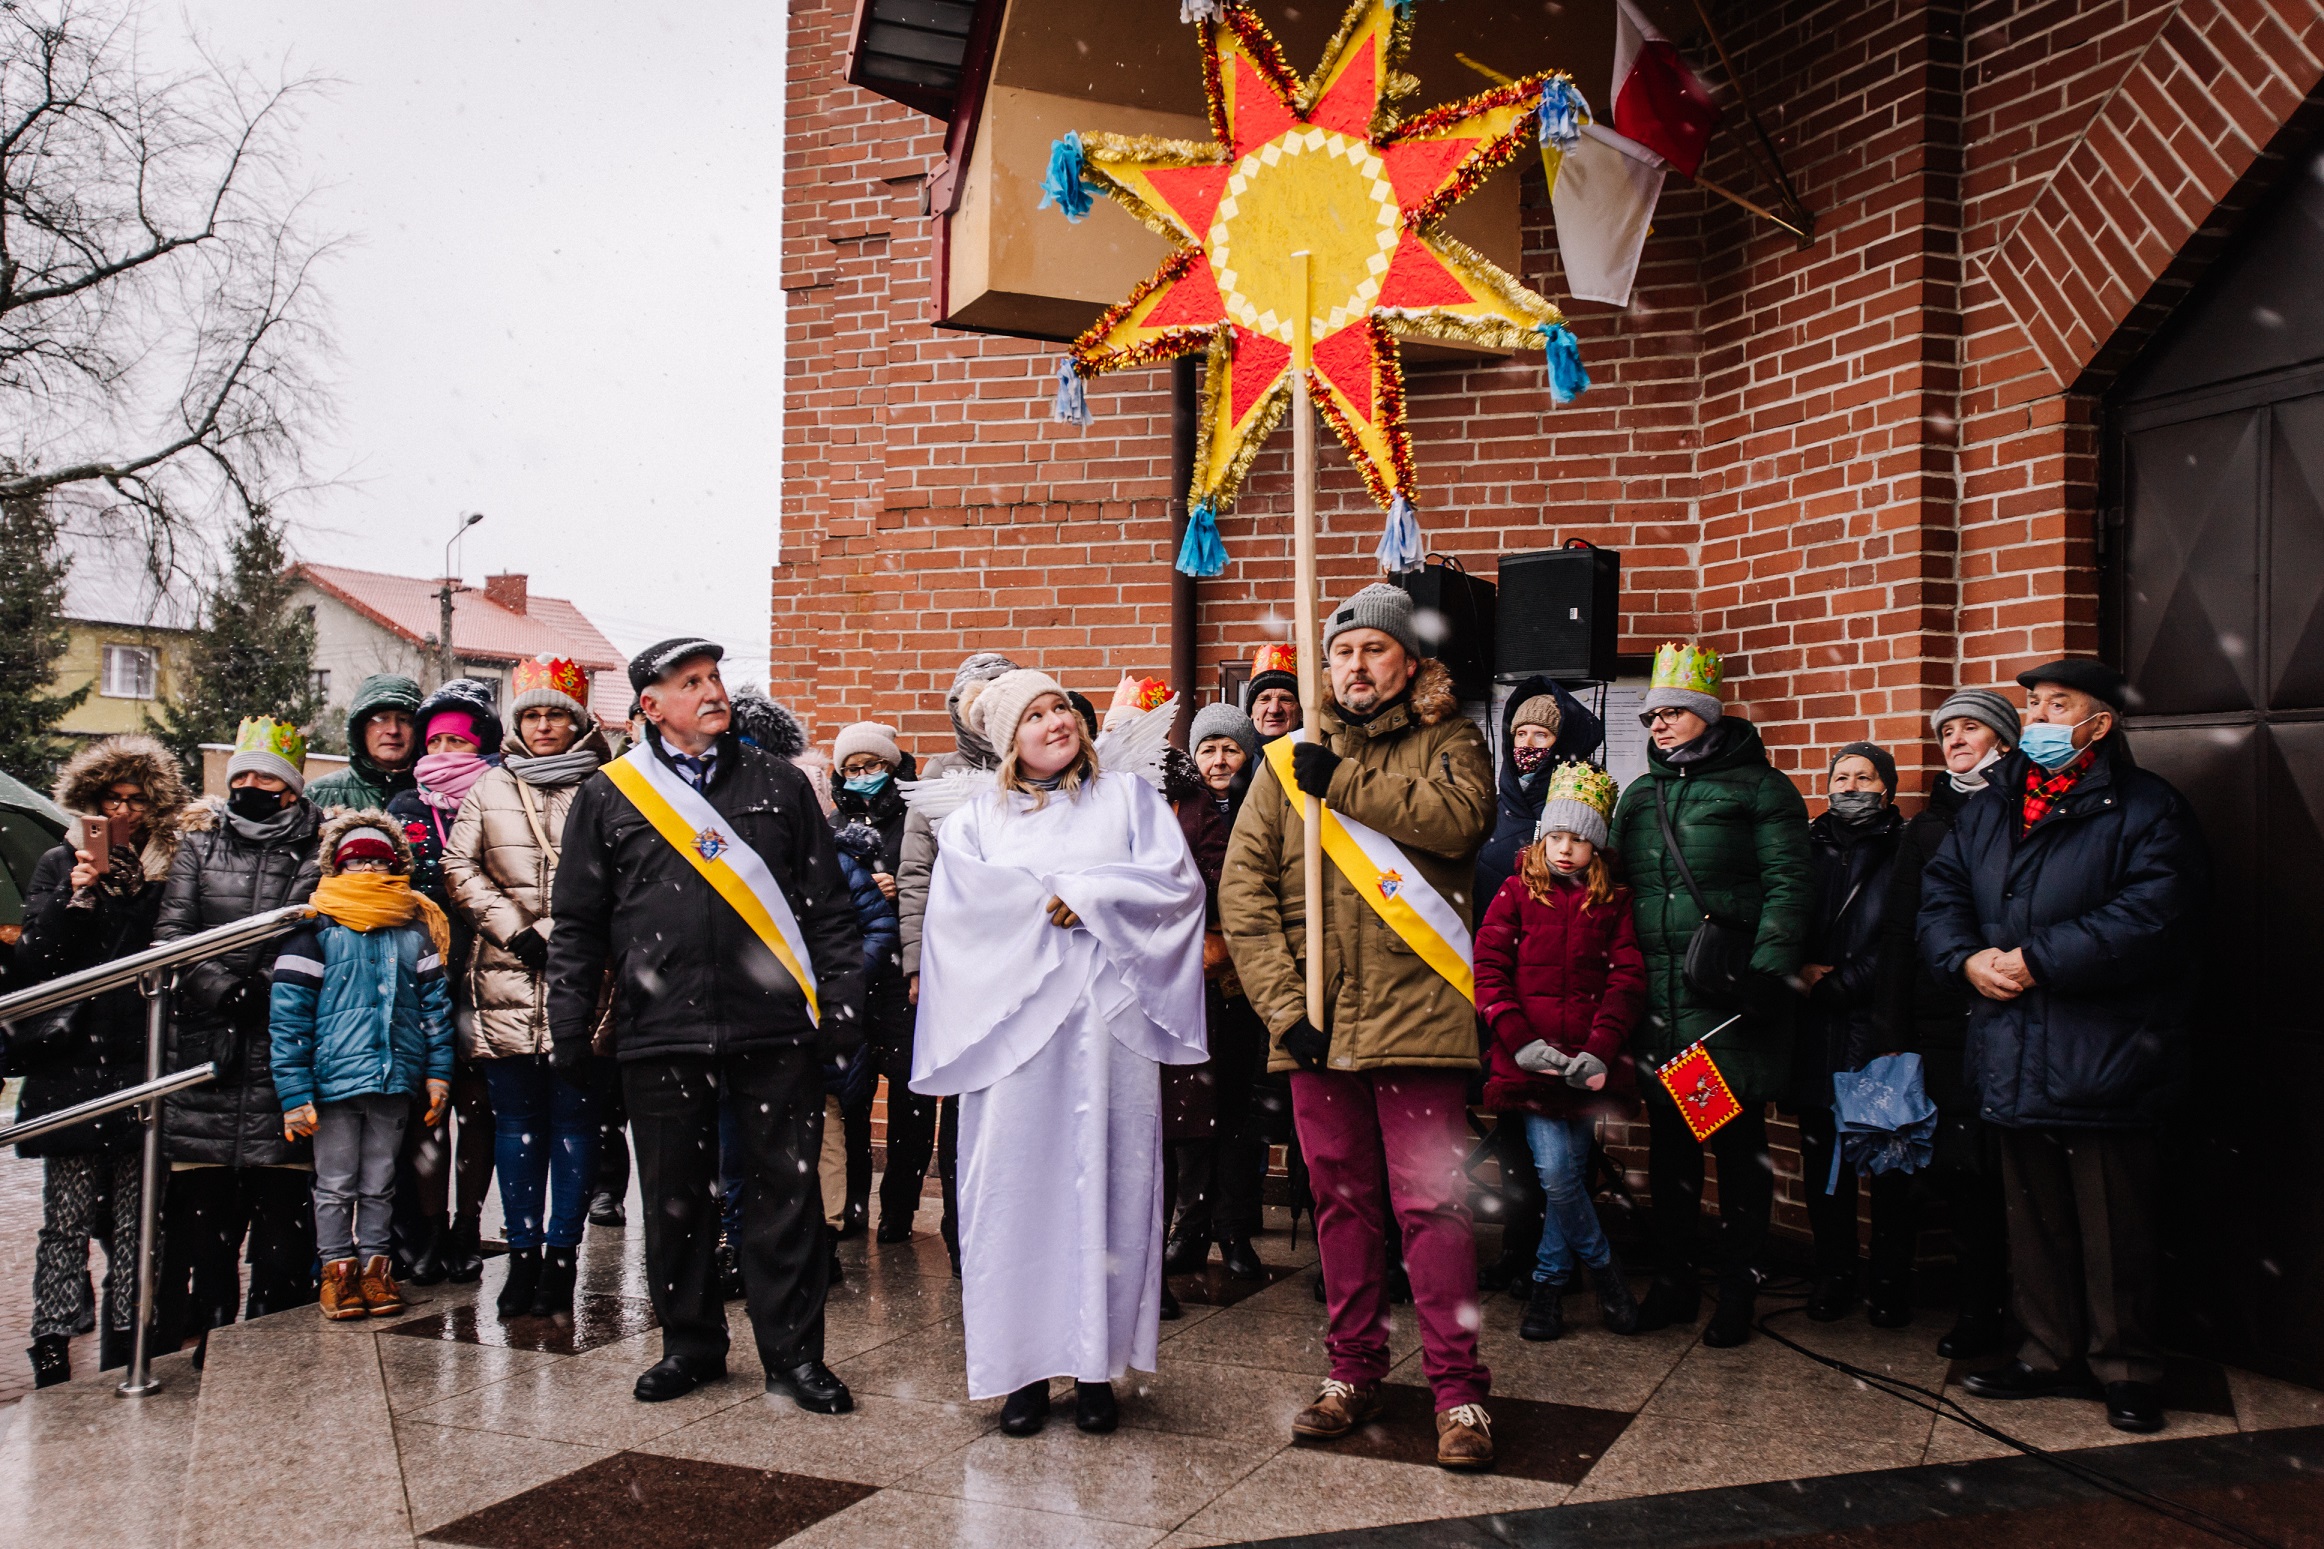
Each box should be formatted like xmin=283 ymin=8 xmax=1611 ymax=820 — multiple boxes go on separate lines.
xmin=1475 ymin=676 xmax=1605 ymax=906
xmin=14 ymin=848 xmax=165 ymax=1157
xmin=1877 ymin=777 xmax=1976 ymax=1111
xmin=1790 ymin=805 xmax=1905 ymax=1105
xmin=547 ymin=734 xmax=866 ymax=1064
xmin=1918 ymin=734 xmax=2208 ymax=1129
xmin=151 ymin=800 xmax=323 ymax=1166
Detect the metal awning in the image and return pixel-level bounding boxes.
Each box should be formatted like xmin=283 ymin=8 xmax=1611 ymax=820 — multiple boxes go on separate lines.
xmin=844 ymin=0 xmax=985 ymax=119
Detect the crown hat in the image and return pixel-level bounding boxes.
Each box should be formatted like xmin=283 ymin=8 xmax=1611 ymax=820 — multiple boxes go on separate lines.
xmin=507 ymin=654 xmax=592 ymax=728
xmin=1245 ymin=639 xmax=1300 ymax=710
xmin=1641 ymin=640 xmax=1726 ymax=727
xmin=1535 ymin=759 xmax=1619 ymax=848
xmin=226 ymin=715 xmax=308 ymax=795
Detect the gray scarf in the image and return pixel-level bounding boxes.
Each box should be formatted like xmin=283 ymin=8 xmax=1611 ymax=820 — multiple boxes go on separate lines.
xmin=228 ymin=802 xmax=308 ymax=845
xmin=504 ymin=746 xmax=604 ymax=788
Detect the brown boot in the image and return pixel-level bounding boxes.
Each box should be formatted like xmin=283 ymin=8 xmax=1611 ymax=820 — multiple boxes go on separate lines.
xmin=359 ymin=1255 xmax=406 ymax=1318
xmin=320 ymin=1259 xmax=366 ymax=1321
xmin=1435 ymin=1402 xmax=1495 ymax=1471
xmin=1291 ymin=1378 xmax=1384 ymax=1440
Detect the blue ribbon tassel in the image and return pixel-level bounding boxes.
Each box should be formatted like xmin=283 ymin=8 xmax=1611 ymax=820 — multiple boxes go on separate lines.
xmin=1540 ymin=322 xmax=1591 ymax=406
xmin=1538 ymin=78 xmax=1588 ymax=154
xmin=1037 ymin=131 xmax=1092 ymax=222
xmin=1376 ymin=491 xmax=1423 ymax=574
xmin=1176 ymin=499 xmax=1228 ymax=578
xmin=1052 ymin=357 xmax=1093 ymax=427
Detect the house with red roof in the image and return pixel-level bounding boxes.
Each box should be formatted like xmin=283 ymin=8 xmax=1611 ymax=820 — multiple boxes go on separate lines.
xmin=291 ymin=564 xmax=630 ymax=729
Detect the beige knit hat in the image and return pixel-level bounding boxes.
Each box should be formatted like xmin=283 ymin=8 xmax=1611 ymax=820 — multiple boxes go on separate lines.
xmin=969 ymin=669 xmax=1071 ymax=754
xmin=831 ymin=721 xmax=901 ymax=769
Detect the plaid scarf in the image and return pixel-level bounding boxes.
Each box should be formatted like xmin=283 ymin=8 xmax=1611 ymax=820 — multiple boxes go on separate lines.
xmin=2020 ymin=744 xmax=2098 ymax=834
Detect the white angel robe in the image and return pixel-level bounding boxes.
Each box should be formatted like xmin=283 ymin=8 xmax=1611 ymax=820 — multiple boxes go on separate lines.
xmin=911 ymin=770 xmax=1209 ymax=1400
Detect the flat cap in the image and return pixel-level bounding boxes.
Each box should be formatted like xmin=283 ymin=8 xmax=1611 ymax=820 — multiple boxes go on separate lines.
xmin=2014 ymin=658 xmax=2132 ymax=713
xmin=629 ymin=637 xmax=724 ymax=695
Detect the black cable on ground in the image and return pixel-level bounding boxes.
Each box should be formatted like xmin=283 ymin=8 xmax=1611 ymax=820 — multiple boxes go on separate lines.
xmin=1748 ymin=1291 xmax=2287 ymax=1549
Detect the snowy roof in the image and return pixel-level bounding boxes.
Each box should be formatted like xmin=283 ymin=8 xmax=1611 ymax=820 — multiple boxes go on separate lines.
xmin=293 ymin=562 xmax=626 ymax=671
xmin=58 ymin=531 xmax=204 ymax=632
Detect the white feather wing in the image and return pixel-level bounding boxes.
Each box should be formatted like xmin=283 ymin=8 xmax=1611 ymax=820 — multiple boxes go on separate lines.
xmin=900 ymin=768 xmax=997 ymax=821
xmin=1095 ymin=695 xmax=1178 ymax=792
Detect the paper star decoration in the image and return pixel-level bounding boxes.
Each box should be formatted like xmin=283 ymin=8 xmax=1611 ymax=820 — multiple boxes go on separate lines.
xmin=1054 ymin=0 xmax=1581 ymax=573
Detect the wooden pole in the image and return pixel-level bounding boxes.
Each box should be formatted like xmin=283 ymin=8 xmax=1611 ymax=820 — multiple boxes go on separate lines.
xmin=1291 ymin=252 xmax=1325 ymax=1031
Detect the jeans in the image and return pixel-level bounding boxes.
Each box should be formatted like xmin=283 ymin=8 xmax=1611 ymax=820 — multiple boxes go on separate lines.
xmin=484 ymin=1056 xmax=603 ymax=1252
xmin=314 ymin=1093 xmax=411 ymax=1262
xmin=1522 ymin=1113 xmax=1614 ymax=1286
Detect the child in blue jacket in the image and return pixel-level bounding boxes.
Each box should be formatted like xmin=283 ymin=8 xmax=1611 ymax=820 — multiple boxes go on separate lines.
xmin=272 ymin=812 xmax=455 ymax=1321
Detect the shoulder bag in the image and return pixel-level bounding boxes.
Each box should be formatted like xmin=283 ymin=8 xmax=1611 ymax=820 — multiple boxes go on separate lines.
xmin=1651 ymin=778 xmax=1755 ymax=1003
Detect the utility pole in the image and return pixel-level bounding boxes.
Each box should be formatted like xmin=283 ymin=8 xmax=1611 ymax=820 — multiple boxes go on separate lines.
xmin=439 ymin=511 xmax=485 ymax=687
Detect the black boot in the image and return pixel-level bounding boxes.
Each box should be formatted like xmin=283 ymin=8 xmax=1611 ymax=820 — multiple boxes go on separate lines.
xmin=1218 ymin=1234 xmax=1264 ymax=1281
xmin=99 ymin=1320 xmax=134 ymax=1373
xmin=586 ymin=1189 xmax=626 ymax=1228
xmin=1159 ymin=1282 xmax=1181 ymax=1321
xmin=1936 ymin=1309 xmax=2009 ymax=1361
xmin=1519 ymin=1277 xmax=1567 ymax=1342
xmin=1075 ymin=1380 xmax=1118 ymax=1434
xmin=1634 ymin=1274 xmax=1700 ymax=1332
xmin=1866 ymin=1275 xmax=1913 ymax=1329
xmin=530 ymin=1247 xmax=577 ymax=1318
xmin=1588 ymin=1255 xmax=1640 ymax=1336
xmin=28 ymin=1334 xmax=69 ymax=1389
xmin=497 ymin=1249 xmax=542 ymax=1317
xmin=1806 ymin=1270 xmax=1856 ymax=1323
xmin=405 ymin=1217 xmax=448 ymax=1287
xmin=1000 ymin=1380 xmax=1050 ymax=1436
xmin=875 ymin=1213 xmax=912 ymax=1244
xmin=825 ymin=1230 xmax=846 ymax=1289
xmin=1162 ymin=1233 xmax=1210 ymax=1276
xmin=441 ymin=1216 xmax=485 ymax=1284
xmin=1703 ymin=1272 xmax=1755 ymax=1348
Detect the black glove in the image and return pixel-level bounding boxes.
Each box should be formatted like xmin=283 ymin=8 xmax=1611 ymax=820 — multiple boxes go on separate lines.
xmin=1289 ymin=741 xmax=1341 ymax=799
xmin=549 ymin=1037 xmax=592 ymax=1087
xmin=508 ymin=928 xmax=550 ymax=973
xmin=1280 ymin=1017 xmax=1331 ymax=1073
xmin=1737 ymin=970 xmax=1794 ymax=1023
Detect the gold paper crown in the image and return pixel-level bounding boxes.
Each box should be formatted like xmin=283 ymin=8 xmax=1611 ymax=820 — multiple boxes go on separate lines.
xmin=233 ymin=715 xmax=306 ymax=767
xmin=1251 ymin=641 xmax=1296 ymax=677
xmin=1650 ymin=641 xmax=1724 ymax=697
xmin=1543 ymin=760 xmax=1618 ymax=817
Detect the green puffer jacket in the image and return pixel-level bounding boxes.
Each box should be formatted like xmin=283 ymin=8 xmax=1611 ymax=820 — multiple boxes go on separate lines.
xmin=306 ymin=672 xmax=422 ymax=813
xmin=1607 ymin=717 xmax=1813 ymax=1104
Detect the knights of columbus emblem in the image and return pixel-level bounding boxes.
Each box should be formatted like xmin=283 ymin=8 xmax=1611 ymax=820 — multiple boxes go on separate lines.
xmin=694 ymin=827 xmax=729 ymax=862
xmin=1377 ymin=869 xmax=1404 ymax=902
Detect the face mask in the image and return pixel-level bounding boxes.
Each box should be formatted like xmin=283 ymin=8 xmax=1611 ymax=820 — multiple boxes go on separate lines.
xmin=1512 ymin=745 xmax=1551 ymax=776
xmin=842 ymin=772 xmax=890 ymax=797
xmin=228 ymin=786 xmax=284 ymax=822
xmin=2019 ymin=716 xmax=2096 ymax=770
xmin=1827 ymin=789 xmax=1887 ymax=824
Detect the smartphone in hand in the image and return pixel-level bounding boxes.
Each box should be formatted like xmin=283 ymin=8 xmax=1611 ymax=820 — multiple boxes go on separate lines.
xmin=82 ymin=813 xmax=111 ymax=860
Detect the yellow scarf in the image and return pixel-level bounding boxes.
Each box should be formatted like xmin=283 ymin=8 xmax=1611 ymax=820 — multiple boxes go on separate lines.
xmin=310 ymin=872 xmax=452 ymax=959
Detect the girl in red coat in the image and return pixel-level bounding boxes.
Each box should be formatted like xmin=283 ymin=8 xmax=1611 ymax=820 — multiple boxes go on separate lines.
xmin=1474 ymin=762 xmax=1646 ymax=1342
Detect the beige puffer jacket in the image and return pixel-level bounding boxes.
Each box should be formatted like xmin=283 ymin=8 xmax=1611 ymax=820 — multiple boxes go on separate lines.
xmin=441 ymin=732 xmax=610 ymax=1058
xmin=1219 ymin=659 xmax=1495 ymax=1074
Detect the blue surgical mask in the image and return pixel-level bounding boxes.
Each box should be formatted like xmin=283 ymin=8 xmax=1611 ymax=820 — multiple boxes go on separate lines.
xmin=2019 ymin=716 xmax=2095 ymax=770
xmin=842 ymin=772 xmax=890 ymax=797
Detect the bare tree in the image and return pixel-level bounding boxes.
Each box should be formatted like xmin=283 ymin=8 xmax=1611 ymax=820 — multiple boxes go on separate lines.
xmin=0 ymin=0 xmax=335 ymax=540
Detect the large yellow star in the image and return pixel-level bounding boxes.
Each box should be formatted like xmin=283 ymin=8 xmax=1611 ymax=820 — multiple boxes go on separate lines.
xmin=1058 ymin=0 xmax=1576 ymax=567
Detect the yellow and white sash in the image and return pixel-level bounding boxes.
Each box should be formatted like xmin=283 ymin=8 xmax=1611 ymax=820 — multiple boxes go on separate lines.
xmin=604 ymin=744 xmax=821 ymax=1025
xmin=1263 ymin=731 xmax=1475 ymax=1005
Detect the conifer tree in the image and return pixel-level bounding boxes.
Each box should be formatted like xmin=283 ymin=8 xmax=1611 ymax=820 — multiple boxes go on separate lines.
xmin=0 ymin=492 xmax=89 ymax=785
xmin=153 ymin=508 xmax=322 ymax=777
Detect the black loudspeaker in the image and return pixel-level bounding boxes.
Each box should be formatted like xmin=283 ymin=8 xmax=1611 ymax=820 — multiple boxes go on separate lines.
xmin=1390 ymin=558 xmax=1496 ymax=699
xmin=1496 ymin=541 xmax=1619 ymax=682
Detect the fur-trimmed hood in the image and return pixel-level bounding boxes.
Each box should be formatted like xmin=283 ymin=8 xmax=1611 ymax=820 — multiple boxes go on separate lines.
xmin=730 ymin=689 xmax=807 ymax=760
xmin=316 ymin=807 xmax=416 ymax=878
xmin=1409 ymin=658 xmax=1459 ymax=726
xmin=51 ymin=733 xmax=197 ymax=880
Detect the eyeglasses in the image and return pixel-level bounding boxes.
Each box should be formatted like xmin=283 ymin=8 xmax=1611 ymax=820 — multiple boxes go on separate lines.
xmin=101 ymin=793 xmax=151 ymax=810
xmin=839 ymin=758 xmax=890 ymax=776
xmin=1642 ymin=708 xmax=1689 ymax=727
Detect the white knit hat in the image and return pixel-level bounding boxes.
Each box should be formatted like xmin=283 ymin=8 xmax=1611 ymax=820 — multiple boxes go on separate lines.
xmin=831 ymin=721 xmax=902 ymax=769
xmin=969 ymin=669 xmax=1071 ymax=754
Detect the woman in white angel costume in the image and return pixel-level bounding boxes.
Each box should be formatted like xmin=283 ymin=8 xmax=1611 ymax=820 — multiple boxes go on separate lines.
xmin=909 ymin=668 xmax=1208 ymax=1437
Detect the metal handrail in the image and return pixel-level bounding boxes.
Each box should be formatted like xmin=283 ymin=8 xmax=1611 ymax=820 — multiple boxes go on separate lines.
xmin=0 ymin=904 xmax=313 ymax=1024
xmin=0 ymin=1064 xmax=216 ymax=1148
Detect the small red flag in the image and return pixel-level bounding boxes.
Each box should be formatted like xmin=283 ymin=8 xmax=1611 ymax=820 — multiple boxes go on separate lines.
xmin=1657 ymin=1041 xmax=1742 ymax=1141
xmin=1611 ymin=0 xmax=1720 ymax=178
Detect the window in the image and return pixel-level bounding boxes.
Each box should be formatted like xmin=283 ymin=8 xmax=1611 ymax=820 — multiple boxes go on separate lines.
xmin=309 ymin=668 xmax=331 ymax=698
xmin=101 ymin=644 xmax=158 ymax=700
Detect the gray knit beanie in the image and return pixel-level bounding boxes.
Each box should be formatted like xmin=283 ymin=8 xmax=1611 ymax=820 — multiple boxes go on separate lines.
xmin=1188 ymin=701 xmax=1258 ymax=759
xmin=1323 ymin=582 xmax=1421 ymax=660
xmin=1640 ymin=684 xmax=1722 ymax=725
xmin=1931 ymin=687 xmax=2020 ymax=750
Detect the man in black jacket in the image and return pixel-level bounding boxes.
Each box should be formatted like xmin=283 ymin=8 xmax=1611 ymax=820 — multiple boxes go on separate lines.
xmin=548 ymin=638 xmax=865 ymax=1411
xmin=1918 ymin=659 xmax=2206 ymax=1435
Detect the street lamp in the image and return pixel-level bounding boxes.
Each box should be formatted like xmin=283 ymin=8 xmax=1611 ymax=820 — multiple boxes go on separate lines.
xmin=438 ymin=511 xmax=485 ymax=686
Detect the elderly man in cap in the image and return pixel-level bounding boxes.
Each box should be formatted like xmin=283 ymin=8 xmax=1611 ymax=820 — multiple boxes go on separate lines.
xmin=548 ymin=637 xmax=866 ymax=1411
xmin=1918 ymin=659 xmax=2206 ymax=1434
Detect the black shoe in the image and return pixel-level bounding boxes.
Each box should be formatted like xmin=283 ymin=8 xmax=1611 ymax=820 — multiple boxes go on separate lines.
xmin=948 ymin=1246 xmax=962 ymax=1280
xmin=441 ymin=1216 xmax=485 ymax=1284
xmin=405 ymin=1218 xmax=447 ymax=1287
xmin=1588 ymin=1257 xmax=1640 ymax=1336
xmin=1075 ymin=1380 xmax=1118 ymax=1434
xmin=1162 ymin=1235 xmax=1210 ymax=1276
xmin=530 ymin=1247 xmax=577 ymax=1318
xmin=1159 ymin=1283 xmax=1181 ymax=1321
xmin=715 ymin=1239 xmax=747 ymax=1302
xmin=1218 ymin=1234 xmax=1264 ymax=1281
xmin=1936 ymin=1311 xmax=2009 ymax=1361
xmin=876 ymin=1215 xmax=912 ymax=1244
xmin=836 ymin=1204 xmax=868 ymax=1242
xmin=2105 ymin=1380 xmax=2165 ymax=1433
xmin=1634 ymin=1275 xmax=1699 ymax=1332
xmin=1312 ymin=1269 xmax=1327 ymax=1303
xmin=1806 ymin=1271 xmax=1856 ymax=1323
xmin=28 ymin=1335 xmax=68 ymax=1389
xmin=1000 ymin=1379 xmax=1050 ymax=1436
xmin=634 ymin=1353 xmax=723 ymax=1403
xmin=765 ymin=1359 xmax=854 ymax=1415
xmin=497 ymin=1248 xmax=543 ymax=1318
xmin=1961 ymin=1360 xmax=2101 ymax=1401
xmin=1519 ymin=1277 xmax=1567 ymax=1342
xmin=1702 ymin=1276 xmax=1755 ymax=1348
xmin=827 ymin=1239 xmax=846 ymax=1288
xmin=1865 ymin=1279 xmax=1913 ymax=1329
xmin=586 ymin=1190 xmax=626 ymax=1228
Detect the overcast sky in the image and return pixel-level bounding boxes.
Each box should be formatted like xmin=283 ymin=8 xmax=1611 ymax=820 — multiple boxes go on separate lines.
xmin=163 ymin=3 xmax=787 ymax=687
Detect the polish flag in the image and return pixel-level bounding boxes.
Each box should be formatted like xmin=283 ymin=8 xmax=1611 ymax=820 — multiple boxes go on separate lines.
xmin=1609 ymin=0 xmax=1719 ymax=178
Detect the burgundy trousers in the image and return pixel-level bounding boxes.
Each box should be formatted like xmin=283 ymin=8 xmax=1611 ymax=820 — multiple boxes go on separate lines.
xmin=1292 ymin=1067 xmax=1489 ymax=1409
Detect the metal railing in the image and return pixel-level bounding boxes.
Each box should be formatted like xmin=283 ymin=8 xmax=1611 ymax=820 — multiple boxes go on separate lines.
xmin=0 ymin=903 xmax=312 ymax=1396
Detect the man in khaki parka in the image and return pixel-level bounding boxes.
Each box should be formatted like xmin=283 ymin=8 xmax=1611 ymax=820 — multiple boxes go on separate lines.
xmin=1219 ymin=583 xmax=1496 ymax=1470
